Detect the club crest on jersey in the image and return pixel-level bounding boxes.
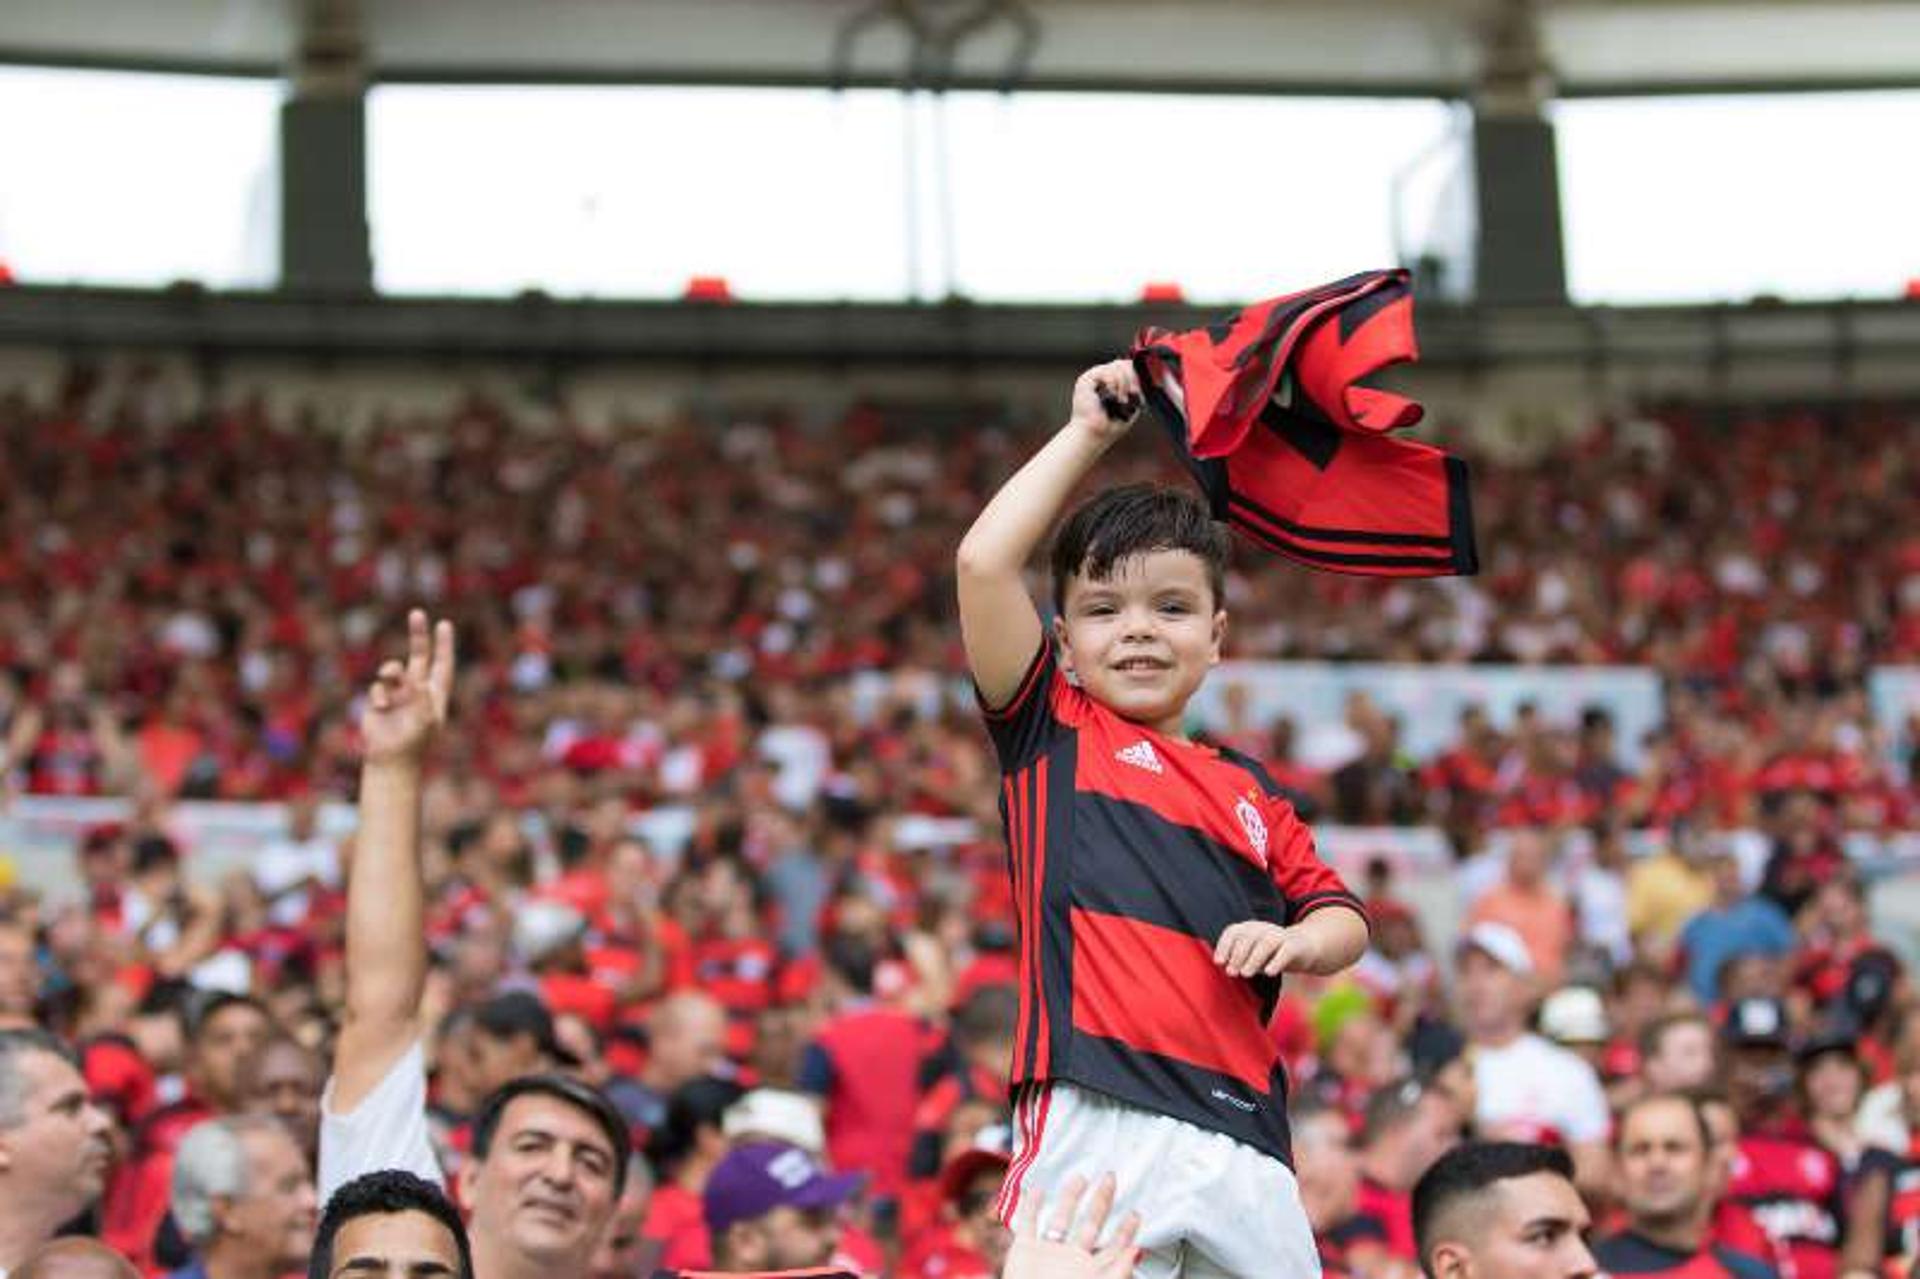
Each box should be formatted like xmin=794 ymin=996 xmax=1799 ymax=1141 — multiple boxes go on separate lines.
xmin=1115 ymin=740 xmax=1163 ymax=775
xmin=1235 ymin=795 xmax=1268 ymax=858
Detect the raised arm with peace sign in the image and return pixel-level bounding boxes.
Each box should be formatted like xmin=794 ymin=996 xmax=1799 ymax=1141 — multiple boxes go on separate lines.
xmin=330 ymin=610 xmax=455 ymax=1117
xmin=360 ymin=609 xmax=456 ymax=766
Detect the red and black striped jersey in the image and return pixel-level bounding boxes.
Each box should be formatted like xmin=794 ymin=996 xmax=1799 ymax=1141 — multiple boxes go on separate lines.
xmin=980 ymin=642 xmax=1363 ymax=1164
xmin=1728 ymin=1131 xmax=1844 ymax=1279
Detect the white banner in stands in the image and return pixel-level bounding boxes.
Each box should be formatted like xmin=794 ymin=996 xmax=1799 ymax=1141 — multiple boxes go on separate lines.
xmin=4 ymin=797 xmax=1917 ymax=895
xmin=1187 ymin=661 xmax=1665 ymax=770
xmin=850 ymin=660 xmax=1666 ymax=768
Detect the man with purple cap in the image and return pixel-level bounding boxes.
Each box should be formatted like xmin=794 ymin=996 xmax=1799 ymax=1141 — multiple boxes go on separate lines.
xmin=701 ymin=1142 xmax=863 ymax=1274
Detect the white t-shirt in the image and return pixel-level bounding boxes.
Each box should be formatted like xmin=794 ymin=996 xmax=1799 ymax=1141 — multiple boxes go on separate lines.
xmin=1473 ymin=1033 xmax=1610 ymax=1145
xmin=318 ymin=1038 xmax=444 ymax=1202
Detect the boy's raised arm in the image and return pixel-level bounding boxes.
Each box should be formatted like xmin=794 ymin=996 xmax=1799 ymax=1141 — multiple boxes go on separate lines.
xmin=956 ymin=359 xmax=1142 ymax=707
xmin=331 ymin=609 xmax=454 ymax=1112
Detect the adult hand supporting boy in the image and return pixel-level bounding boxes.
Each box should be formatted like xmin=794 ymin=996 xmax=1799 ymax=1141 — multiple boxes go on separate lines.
xmin=956 ymin=359 xmax=1142 ymax=708
xmin=1214 ymin=908 xmax=1370 ymax=979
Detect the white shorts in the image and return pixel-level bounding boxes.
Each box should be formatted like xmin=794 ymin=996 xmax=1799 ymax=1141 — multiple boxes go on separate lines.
xmin=996 ymin=1082 xmax=1322 ymax=1279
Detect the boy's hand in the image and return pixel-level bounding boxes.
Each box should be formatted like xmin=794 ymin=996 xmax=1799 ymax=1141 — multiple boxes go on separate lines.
xmin=1214 ymin=920 xmax=1312 ymax=978
xmin=360 ymin=609 xmax=455 ymax=768
xmin=1068 ymin=359 xmax=1144 ymax=442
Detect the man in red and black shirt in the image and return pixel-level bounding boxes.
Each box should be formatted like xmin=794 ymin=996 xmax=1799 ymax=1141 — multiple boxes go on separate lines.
xmin=1696 ymin=1091 xmax=1783 ymax=1270
xmin=1842 ymin=1013 xmax=1920 ymax=1279
xmin=1721 ymin=999 xmax=1853 ymax=1279
xmin=1294 ymin=1095 xmax=1397 ymax=1279
xmin=1357 ymin=1078 xmax=1462 ymax=1262
xmin=1594 ymin=1093 xmax=1777 ymax=1279
xmin=908 ymin=984 xmax=1016 ymax=1183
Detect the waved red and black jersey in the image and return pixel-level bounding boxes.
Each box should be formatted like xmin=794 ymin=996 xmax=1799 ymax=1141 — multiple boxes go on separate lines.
xmin=980 ymin=642 xmax=1363 ymax=1163
xmin=1131 ymin=269 xmax=1476 ymax=579
xmin=1594 ymin=1230 xmax=1779 ymax=1279
xmin=1729 ymin=1132 xmax=1845 ymax=1279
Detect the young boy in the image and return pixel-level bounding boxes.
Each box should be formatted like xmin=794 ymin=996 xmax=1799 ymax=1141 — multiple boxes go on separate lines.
xmin=955 ymin=359 xmax=1371 ymax=1278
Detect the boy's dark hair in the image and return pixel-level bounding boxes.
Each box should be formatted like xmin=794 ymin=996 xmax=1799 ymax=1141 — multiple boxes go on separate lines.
xmin=1412 ymin=1141 xmax=1574 ymax=1277
xmin=470 ymin=1074 xmax=632 ymax=1194
xmin=1049 ymin=484 xmax=1229 ymax=613
xmin=311 ymin=1169 xmax=473 ymax=1279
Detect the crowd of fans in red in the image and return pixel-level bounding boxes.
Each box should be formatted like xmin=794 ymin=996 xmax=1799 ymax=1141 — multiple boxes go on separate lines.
xmin=1 ymin=372 xmax=1919 ymax=1279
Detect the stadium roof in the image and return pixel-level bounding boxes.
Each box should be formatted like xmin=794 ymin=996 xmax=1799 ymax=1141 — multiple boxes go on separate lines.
xmin=1 ymin=0 xmax=1915 ymax=96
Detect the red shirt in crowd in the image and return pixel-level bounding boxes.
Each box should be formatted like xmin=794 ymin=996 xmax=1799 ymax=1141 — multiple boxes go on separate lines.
xmin=100 ymin=1095 xmax=214 ymax=1272
xmin=800 ymin=1002 xmax=932 ymax=1201
xmin=643 ymin=1182 xmax=706 ymax=1259
xmin=1728 ymin=1126 xmax=1844 ymax=1279
xmin=1354 ymin=1176 xmax=1417 ymax=1260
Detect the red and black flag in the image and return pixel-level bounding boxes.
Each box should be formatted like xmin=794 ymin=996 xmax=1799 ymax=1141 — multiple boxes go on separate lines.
xmin=1131 ymin=268 xmax=1477 ymax=578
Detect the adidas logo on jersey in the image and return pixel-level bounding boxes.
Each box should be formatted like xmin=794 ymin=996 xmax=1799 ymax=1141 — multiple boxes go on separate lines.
xmin=1115 ymin=740 xmax=1163 ymax=774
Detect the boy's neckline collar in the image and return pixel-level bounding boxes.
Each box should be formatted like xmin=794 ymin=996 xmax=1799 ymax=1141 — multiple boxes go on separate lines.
xmin=1119 ymin=709 xmax=1217 ymax=756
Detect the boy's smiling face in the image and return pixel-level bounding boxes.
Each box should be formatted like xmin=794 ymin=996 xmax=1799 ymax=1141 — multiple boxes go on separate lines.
xmin=1053 ymin=548 xmax=1225 ymax=737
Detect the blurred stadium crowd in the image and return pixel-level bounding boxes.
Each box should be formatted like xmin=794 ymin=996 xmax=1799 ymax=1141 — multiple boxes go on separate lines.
xmin=1 ymin=369 xmax=1919 ymax=1279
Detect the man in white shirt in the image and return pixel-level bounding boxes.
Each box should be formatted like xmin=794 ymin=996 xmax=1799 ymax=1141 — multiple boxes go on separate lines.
xmin=319 ymin=612 xmax=627 ymax=1279
xmin=1454 ymin=923 xmax=1613 ymax=1198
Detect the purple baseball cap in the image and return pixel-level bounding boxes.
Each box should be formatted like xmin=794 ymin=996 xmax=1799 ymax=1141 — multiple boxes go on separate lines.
xmin=702 ymin=1141 xmax=865 ymax=1233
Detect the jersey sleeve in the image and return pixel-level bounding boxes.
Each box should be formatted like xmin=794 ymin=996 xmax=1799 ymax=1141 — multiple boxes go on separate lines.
xmin=974 ymin=640 xmax=1065 ymax=773
xmin=1264 ymin=801 xmax=1364 ymax=926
